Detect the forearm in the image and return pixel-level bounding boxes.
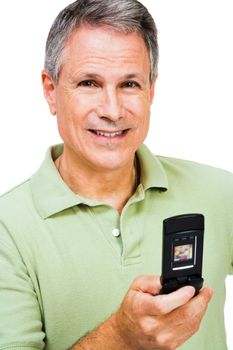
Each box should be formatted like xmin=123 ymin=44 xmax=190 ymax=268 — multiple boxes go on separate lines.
xmin=70 ymin=276 xmax=213 ymax=350
xmin=70 ymin=314 xmax=131 ymax=350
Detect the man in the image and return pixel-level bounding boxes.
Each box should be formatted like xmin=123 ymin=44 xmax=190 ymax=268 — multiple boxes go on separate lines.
xmin=0 ymin=0 xmax=232 ymax=349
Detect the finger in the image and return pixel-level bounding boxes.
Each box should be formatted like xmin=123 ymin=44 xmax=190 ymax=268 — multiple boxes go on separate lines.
xmin=149 ymin=285 xmax=196 ymax=315
xmin=169 ymin=287 xmax=213 ymax=326
xmin=186 ymin=287 xmax=213 ymax=316
xmin=198 ymin=287 xmax=214 ymax=303
xmin=150 ymin=287 xmax=214 ymax=348
xmin=136 ymin=285 xmax=195 ymax=316
xmin=131 ymin=275 xmax=162 ymax=296
xmin=163 ymin=289 xmax=213 ymax=348
xmin=188 ymin=287 xmax=213 ymax=317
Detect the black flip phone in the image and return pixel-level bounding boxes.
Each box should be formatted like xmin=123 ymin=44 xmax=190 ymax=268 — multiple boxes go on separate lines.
xmin=160 ymin=213 xmax=204 ymax=295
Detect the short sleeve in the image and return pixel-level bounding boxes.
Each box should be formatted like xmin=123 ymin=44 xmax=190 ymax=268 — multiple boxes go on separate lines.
xmin=227 ymin=173 xmax=233 ymax=275
xmin=0 ymin=220 xmax=45 ymax=349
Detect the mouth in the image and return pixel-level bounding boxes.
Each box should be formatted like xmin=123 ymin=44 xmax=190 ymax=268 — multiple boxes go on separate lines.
xmin=88 ymin=129 xmax=129 ymax=138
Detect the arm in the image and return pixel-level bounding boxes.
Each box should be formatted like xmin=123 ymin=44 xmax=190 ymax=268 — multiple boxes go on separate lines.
xmin=71 ymin=275 xmax=213 ymax=350
xmin=0 ymin=220 xmax=45 ymax=349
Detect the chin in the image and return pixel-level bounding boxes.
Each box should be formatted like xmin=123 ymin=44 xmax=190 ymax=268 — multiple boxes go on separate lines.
xmin=89 ymin=153 xmax=132 ymax=171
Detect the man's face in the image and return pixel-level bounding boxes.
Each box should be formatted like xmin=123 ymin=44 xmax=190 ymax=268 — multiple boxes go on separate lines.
xmin=43 ymin=25 xmax=156 ymax=171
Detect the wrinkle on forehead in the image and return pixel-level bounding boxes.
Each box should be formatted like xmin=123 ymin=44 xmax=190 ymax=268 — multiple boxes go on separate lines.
xmin=67 ymin=23 xmax=144 ymax=49
xmin=60 ymin=25 xmax=150 ymax=83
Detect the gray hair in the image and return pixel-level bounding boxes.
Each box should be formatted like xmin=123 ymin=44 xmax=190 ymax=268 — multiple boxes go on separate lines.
xmin=44 ymin=0 xmax=159 ymax=85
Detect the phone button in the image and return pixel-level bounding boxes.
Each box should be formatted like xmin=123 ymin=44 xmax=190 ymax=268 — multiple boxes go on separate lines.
xmin=177 ymin=276 xmax=188 ymax=283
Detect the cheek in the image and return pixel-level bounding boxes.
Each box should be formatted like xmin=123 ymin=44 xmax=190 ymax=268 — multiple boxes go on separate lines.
xmin=55 ymin=107 xmax=80 ymax=144
xmin=139 ymin=114 xmax=150 ymax=141
xmin=55 ymin=93 xmax=86 ymax=131
xmin=134 ymin=99 xmax=151 ymax=129
xmin=137 ymin=102 xmax=151 ymax=140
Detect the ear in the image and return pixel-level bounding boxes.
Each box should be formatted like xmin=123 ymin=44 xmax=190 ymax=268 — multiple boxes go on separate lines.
xmin=149 ymin=76 xmax=157 ymax=103
xmin=41 ymin=69 xmax=57 ymax=115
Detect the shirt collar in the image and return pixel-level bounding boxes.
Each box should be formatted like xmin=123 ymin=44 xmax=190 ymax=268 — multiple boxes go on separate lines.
xmin=137 ymin=144 xmax=168 ymax=191
xmin=30 ymin=144 xmax=168 ymax=219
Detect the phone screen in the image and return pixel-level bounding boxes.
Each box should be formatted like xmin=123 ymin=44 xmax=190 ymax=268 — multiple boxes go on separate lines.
xmin=174 ymin=244 xmax=193 ymax=262
xmin=172 ymin=236 xmax=196 ymax=270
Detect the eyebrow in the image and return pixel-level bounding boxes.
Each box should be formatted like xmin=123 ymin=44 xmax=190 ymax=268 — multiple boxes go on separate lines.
xmin=124 ymin=73 xmax=141 ymax=80
xmin=76 ymin=72 xmax=146 ymax=83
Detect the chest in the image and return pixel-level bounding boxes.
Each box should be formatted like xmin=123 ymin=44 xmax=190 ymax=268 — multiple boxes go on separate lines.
xmin=20 ymin=194 xmax=232 ymax=349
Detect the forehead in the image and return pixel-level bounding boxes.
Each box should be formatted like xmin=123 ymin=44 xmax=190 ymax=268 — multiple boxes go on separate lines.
xmin=60 ymin=24 xmax=151 ymax=78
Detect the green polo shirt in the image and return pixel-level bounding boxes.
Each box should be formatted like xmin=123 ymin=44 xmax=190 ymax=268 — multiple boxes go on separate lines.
xmin=0 ymin=144 xmax=232 ymax=350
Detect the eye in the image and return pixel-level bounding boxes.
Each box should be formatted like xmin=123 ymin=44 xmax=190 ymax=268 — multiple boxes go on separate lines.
xmin=121 ymin=81 xmax=140 ymax=88
xmin=78 ymin=80 xmax=97 ymax=87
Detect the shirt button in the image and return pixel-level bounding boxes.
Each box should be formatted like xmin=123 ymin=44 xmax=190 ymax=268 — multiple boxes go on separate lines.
xmin=112 ymin=228 xmax=121 ymax=237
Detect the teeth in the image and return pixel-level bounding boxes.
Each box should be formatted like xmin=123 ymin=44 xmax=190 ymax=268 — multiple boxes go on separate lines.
xmin=95 ymin=130 xmax=124 ymax=137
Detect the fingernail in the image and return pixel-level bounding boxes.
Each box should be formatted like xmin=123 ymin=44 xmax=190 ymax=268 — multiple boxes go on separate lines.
xmin=183 ymin=285 xmax=196 ymax=296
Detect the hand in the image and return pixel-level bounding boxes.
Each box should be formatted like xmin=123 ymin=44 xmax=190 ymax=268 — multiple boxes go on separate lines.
xmin=114 ymin=275 xmax=213 ymax=350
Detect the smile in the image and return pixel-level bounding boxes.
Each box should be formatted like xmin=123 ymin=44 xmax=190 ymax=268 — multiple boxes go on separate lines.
xmin=89 ymin=129 xmax=128 ymax=138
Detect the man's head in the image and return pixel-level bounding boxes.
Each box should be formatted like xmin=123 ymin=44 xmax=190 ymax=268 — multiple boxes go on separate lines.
xmin=44 ymin=0 xmax=158 ymax=86
xmin=42 ymin=0 xmax=158 ymax=172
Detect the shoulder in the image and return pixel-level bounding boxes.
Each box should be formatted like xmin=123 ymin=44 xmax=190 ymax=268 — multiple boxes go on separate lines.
xmin=0 ymin=179 xmax=34 ymax=222
xmin=157 ymin=155 xmax=233 ymax=211
xmin=0 ymin=178 xmax=31 ymax=202
xmin=157 ymin=155 xmax=233 ymax=187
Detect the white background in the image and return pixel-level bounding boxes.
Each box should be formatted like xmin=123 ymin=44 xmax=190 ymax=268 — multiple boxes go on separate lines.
xmin=0 ymin=0 xmax=232 ymax=347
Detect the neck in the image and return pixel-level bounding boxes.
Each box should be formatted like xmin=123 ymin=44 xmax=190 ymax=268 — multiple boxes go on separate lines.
xmin=55 ymin=150 xmax=139 ymax=214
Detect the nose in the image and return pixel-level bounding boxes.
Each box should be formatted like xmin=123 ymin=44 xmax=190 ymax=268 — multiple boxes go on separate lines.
xmin=99 ymin=87 xmax=123 ymax=121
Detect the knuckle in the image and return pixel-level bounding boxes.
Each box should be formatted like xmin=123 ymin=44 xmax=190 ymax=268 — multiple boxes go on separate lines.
xmin=197 ymin=293 xmax=206 ymax=306
xmin=132 ymin=275 xmax=145 ymax=287
xmin=168 ymin=342 xmax=178 ymax=350
xmin=154 ymin=334 xmax=175 ymax=350
xmin=198 ymin=292 xmax=210 ymax=310
xmin=138 ymin=318 xmax=154 ymax=336
xmin=180 ymin=306 xmax=194 ymax=320
xmin=134 ymin=275 xmax=144 ymax=282
xmin=154 ymin=298 xmax=167 ymax=315
xmin=183 ymin=316 xmax=201 ymax=337
xmin=192 ymin=317 xmax=201 ymax=333
xmin=168 ymin=346 xmax=177 ymax=350
xmin=170 ymin=339 xmax=182 ymax=350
